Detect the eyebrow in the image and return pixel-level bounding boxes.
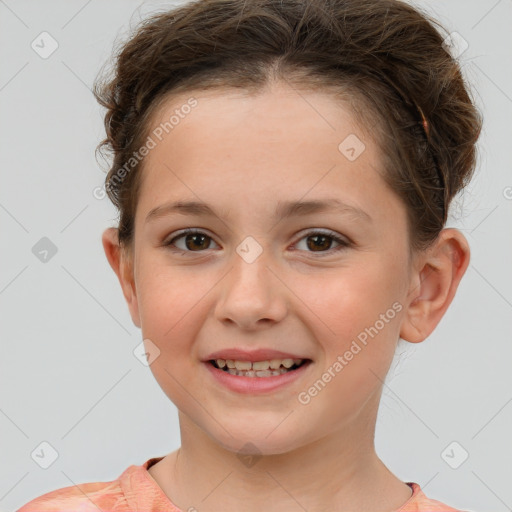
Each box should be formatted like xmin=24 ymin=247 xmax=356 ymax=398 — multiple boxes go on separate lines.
xmin=145 ymin=198 xmax=372 ymax=224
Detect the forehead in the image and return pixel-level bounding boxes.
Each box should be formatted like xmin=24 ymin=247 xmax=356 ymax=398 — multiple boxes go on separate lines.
xmin=135 ymin=84 xmax=402 ymax=228
xmin=148 ymin=84 xmax=372 ymax=148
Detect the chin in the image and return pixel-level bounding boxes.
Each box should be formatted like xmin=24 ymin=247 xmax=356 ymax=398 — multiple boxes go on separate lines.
xmin=206 ymin=422 xmax=307 ymax=458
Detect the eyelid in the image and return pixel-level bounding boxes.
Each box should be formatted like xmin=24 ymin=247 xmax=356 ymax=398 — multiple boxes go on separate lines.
xmin=291 ymin=228 xmax=351 ymax=256
xmin=163 ymin=228 xmax=220 ymax=250
xmin=163 ymin=227 xmax=351 ymax=255
xmin=293 ymin=227 xmax=350 ymax=244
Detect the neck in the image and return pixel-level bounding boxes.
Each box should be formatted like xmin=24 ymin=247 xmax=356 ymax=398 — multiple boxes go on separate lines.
xmin=150 ymin=395 xmax=413 ymax=512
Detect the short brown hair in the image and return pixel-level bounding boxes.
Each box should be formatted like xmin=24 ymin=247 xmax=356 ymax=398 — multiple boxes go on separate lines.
xmin=93 ymin=0 xmax=482 ymax=253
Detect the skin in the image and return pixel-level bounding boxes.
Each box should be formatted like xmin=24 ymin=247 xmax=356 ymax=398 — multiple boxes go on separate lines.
xmin=102 ymin=81 xmax=470 ymax=512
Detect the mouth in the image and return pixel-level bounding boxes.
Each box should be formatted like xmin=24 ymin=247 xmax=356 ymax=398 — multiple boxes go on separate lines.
xmin=208 ymin=358 xmax=311 ymax=377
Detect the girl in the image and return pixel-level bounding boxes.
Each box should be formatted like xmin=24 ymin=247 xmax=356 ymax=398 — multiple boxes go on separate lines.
xmin=18 ymin=0 xmax=482 ymax=510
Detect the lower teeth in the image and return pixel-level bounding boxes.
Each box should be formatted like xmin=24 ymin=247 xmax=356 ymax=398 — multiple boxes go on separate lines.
xmin=230 ymin=368 xmax=287 ymax=377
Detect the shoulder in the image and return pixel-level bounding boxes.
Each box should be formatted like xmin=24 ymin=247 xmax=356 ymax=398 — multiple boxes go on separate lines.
xmin=17 ymin=478 xmax=129 ymax=512
xmin=400 ymin=482 xmax=473 ymax=512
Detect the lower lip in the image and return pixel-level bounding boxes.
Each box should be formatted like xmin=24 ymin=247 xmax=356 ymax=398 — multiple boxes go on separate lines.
xmin=204 ymin=360 xmax=312 ymax=394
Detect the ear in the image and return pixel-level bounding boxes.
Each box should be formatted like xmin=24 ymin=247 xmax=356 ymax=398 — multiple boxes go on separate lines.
xmin=400 ymin=228 xmax=470 ymax=343
xmin=101 ymin=227 xmax=141 ymax=328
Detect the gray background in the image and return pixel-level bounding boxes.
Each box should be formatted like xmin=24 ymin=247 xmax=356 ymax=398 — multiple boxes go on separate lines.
xmin=1 ymin=1 xmax=511 ymax=511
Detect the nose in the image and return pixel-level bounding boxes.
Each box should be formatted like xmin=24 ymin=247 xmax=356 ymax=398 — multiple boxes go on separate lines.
xmin=214 ymin=247 xmax=288 ymax=330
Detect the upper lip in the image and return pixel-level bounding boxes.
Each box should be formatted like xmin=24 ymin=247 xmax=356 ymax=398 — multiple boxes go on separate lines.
xmin=203 ymin=348 xmax=311 ymax=362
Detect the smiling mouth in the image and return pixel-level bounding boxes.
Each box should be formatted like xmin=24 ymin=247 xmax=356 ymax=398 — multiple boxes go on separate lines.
xmin=209 ymin=358 xmax=310 ymax=377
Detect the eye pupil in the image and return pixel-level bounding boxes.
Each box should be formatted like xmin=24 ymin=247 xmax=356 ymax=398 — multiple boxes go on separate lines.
xmin=186 ymin=233 xmax=210 ymax=251
xmin=307 ymin=234 xmax=331 ymax=251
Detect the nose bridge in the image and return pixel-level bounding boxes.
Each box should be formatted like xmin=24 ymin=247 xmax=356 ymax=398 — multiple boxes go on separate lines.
xmin=215 ymin=235 xmax=287 ymax=327
xmin=229 ymin=235 xmax=274 ymax=300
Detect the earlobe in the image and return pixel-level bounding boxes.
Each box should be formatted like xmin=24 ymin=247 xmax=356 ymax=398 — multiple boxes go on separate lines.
xmin=101 ymin=227 xmax=141 ymax=329
xmin=400 ymin=228 xmax=470 ymax=343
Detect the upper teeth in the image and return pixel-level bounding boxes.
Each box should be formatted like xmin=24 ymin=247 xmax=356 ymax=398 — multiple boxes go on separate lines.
xmin=216 ymin=358 xmax=303 ymax=370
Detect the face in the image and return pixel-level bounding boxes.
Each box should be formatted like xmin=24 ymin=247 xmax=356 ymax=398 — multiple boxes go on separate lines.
xmin=118 ymin=82 xmax=416 ymax=455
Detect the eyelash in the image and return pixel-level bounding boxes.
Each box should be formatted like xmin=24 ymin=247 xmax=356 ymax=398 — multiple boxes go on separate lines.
xmin=162 ymin=228 xmax=351 ymax=257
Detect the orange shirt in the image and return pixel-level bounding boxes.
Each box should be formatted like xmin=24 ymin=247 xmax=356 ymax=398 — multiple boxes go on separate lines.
xmin=17 ymin=455 xmax=468 ymax=511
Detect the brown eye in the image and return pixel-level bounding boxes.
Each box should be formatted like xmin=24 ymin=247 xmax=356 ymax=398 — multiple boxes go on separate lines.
xmin=165 ymin=229 xmax=218 ymax=252
xmin=306 ymin=234 xmax=332 ymax=251
xmin=294 ymin=230 xmax=350 ymax=256
xmin=183 ymin=232 xmax=211 ymax=251
xmin=163 ymin=228 xmax=351 ymax=256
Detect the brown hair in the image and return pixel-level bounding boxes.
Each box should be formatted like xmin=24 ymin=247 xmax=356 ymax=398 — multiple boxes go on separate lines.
xmin=93 ymin=0 xmax=482 ymax=254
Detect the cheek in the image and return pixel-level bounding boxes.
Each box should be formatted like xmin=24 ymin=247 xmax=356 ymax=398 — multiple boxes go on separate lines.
xmin=292 ymin=263 xmax=402 ymax=366
xmin=136 ymin=266 xmax=209 ymax=406
xmin=292 ymin=265 xmax=384 ymax=332
xmin=292 ymin=270 xmax=401 ymax=426
xmin=136 ymin=264 xmax=206 ymax=355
